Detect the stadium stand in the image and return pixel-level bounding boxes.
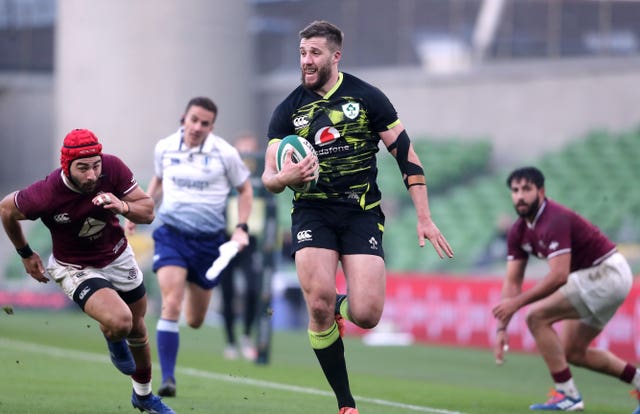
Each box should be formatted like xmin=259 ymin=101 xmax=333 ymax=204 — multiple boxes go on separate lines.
xmin=383 ymin=128 xmax=640 ymax=274
xmin=377 ymin=137 xmax=493 ymax=202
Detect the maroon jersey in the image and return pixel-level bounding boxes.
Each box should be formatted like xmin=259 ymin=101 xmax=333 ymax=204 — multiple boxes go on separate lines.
xmin=507 ymin=199 xmax=616 ymax=272
xmin=15 ymin=154 xmax=139 ymax=268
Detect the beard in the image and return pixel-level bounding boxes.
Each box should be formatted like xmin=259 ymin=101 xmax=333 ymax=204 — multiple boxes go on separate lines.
xmin=515 ymin=196 xmax=541 ymax=220
xmin=301 ymin=63 xmax=332 ymax=91
xmin=68 ymin=173 xmax=98 ymax=194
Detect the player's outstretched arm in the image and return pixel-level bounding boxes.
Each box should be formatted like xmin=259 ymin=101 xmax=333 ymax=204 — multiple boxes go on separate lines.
xmin=410 ymin=184 xmax=453 ymax=258
xmin=381 ymin=124 xmax=453 ymax=259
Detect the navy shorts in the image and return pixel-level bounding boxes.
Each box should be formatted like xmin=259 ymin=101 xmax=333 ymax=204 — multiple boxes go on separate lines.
xmin=152 ymin=224 xmax=226 ymax=290
xmin=290 ymin=203 xmax=385 ymax=258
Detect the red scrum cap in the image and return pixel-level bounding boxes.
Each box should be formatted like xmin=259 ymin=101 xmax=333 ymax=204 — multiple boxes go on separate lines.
xmin=60 ymin=129 xmax=103 ymax=176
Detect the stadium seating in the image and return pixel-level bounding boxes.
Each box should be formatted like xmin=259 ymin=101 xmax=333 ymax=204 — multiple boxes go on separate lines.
xmin=377 ymin=137 xmax=493 ymax=203
xmin=383 ymin=128 xmax=640 ymax=273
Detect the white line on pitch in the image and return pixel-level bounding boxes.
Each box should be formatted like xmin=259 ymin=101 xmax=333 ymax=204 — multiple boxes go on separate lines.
xmin=0 ymin=337 xmax=466 ymax=414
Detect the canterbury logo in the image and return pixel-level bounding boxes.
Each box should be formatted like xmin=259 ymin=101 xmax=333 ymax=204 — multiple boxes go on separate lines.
xmin=297 ymin=230 xmax=312 ymax=242
xmin=369 ymin=237 xmax=378 ymax=250
xmin=54 ymin=213 xmax=71 ymax=223
xmin=78 ymin=286 xmax=91 ymax=300
xmin=293 ymin=116 xmax=309 ymax=128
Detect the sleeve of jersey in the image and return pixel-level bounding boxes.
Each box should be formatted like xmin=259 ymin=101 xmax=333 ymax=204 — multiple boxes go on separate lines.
xmin=153 ymin=138 xmax=167 ymax=178
xmin=107 ymin=156 xmax=138 ymax=197
xmin=546 ymin=214 xmax=572 ymax=259
xmin=506 ymin=224 xmax=527 ymax=261
xmin=225 ymin=146 xmax=251 ymax=187
xmin=364 ymin=85 xmax=399 ymax=132
xmin=15 ymin=179 xmax=50 ymax=220
xmin=267 ymin=98 xmax=296 ymax=141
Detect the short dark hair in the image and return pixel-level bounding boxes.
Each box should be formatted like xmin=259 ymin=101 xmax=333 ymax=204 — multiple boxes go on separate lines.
xmin=184 ymin=96 xmax=218 ymax=117
xmin=506 ymin=166 xmax=545 ymax=188
xmin=299 ymin=20 xmax=343 ymax=51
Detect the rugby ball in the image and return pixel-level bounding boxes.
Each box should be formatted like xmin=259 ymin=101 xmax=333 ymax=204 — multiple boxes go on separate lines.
xmin=275 ymin=135 xmax=319 ymax=193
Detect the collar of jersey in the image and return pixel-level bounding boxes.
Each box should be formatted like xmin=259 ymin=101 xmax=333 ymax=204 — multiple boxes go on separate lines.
xmin=323 ymin=72 xmax=344 ymax=99
xmin=527 ymin=199 xmax=548 ymax=229
xmin=178 ymin=127 xmax=207 ymax=153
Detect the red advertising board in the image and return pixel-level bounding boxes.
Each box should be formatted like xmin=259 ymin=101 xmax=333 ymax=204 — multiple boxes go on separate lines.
xmin=338 ymin=273 xmax=640 ymax=362
xmin=0 ymin=289 xmax=69 ymax=310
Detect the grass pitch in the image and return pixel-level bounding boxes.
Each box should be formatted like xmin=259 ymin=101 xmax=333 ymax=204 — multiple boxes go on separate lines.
xmin=0 ymin=309 xmax=635 ymax=414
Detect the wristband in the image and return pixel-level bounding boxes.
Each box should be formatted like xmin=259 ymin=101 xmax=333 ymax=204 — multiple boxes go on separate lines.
xmin=496 ymin=327 xmax=506 ymax=333
xmin=17 ymin=244 xmax=34 ymax=259
xmin=236 ymin=223 xmax=249 ymax=233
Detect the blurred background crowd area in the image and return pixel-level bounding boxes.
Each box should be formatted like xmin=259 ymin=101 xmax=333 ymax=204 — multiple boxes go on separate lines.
xmin=1 ymin=0 xmax=639 ymax=284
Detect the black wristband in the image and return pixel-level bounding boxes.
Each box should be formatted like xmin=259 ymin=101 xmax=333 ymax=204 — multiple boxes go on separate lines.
xmin=16 ymin=244 xmax=34 ymax=259
xmin=236 ymin=223 xmax=249 ymax=233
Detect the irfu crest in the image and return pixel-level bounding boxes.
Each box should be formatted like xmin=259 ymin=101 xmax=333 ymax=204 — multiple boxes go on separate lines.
xmin=342 ymin=102 xmax=360 ymax=120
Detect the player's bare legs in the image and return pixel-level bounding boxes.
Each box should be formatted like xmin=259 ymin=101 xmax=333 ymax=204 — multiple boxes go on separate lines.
xmin=526 ymin=280 xmax=640 ymax=411
xmin=157 ymin=266 xmax=188 ymax=321
xmin=184 ymin=284 xmax=214 ymax=328
xmin=297 ymin=247 xmax=357 ymax=410
xmin=82 ymin=288 xmax=137 ymax=376
xmin=526 ymin=290 xmax=632 ymax=411
xmin=297 ymin=248 xmax=339 ymax=332
xmin=128 ymin=295 xmax=151 ymax=374
xmin=561 ymin=319 xmax=627 ymax=375
xmin=526 ymin=291 xmax=578 ymax=373
xmin=84 ymin=288 xmax=134 ymax=340
xmin=83 ymin=288 xmax=173 ymax=411
xmin=340 ymin=254 xmax=385 ymax=329
xmin=526 ymin=291 xmax=585 ymax=410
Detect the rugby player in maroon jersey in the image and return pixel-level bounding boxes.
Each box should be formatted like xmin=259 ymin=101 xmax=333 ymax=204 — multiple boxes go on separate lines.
xmin=492 ymin=166 xmax=638 ymax=412
xmin=0 ymin=129 xmax=174 ymax=414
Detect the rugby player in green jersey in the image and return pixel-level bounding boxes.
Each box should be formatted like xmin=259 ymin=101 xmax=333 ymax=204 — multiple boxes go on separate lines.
xmin=261 ymin=20 xmax=454 ymax=414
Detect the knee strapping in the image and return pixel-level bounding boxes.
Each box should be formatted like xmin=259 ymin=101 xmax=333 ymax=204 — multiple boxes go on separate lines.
xmin=127 ymin=335 xmax=149 ymax=349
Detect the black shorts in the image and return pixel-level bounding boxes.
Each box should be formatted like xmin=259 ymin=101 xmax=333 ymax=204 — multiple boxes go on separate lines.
xmin=290 ymin=203 xmax=385 ymax=258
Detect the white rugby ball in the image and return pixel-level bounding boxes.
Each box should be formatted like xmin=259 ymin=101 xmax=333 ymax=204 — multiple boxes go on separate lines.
xmin=275 ymin=134 xmax=319 ymax=193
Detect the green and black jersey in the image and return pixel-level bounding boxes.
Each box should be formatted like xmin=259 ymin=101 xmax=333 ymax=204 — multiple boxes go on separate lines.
xmin=268 ymin=72 xmax=399 ymax=210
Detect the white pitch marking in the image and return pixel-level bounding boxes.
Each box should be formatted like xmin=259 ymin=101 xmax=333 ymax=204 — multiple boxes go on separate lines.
xmin=0 ymin=337 xmax=467 ymax=414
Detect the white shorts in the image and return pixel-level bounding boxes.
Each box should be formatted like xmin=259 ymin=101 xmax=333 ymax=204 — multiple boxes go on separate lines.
xmin=559 ymin=252 xmax=633 ymax=329
xmin=46 ymin=245 xmax=144 ymax=302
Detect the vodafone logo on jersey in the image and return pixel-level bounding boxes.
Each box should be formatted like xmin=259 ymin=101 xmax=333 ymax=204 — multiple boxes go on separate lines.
xmin=314 ymin=126 xmax=340 ymax=146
